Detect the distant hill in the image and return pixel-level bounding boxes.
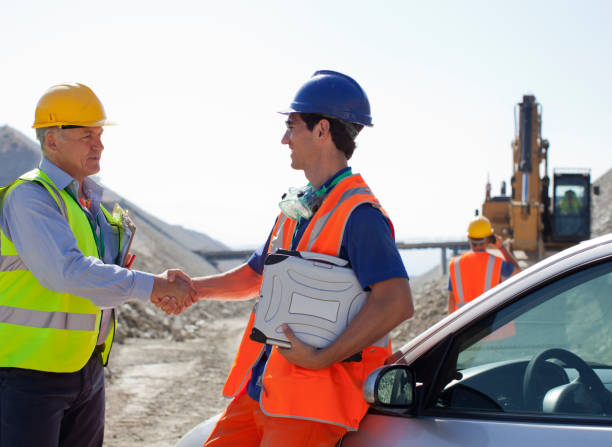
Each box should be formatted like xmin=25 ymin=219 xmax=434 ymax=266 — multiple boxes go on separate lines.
xmin=0 ymin=125 xmax=42 ymax=186
xmin=592 ymin=167 xmax=612 ymax=237
xmin=100 ymin=187 xmax=227 ymax=276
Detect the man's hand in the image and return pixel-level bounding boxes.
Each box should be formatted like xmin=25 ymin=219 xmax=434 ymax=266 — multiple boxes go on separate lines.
xmin=492 ymin=236 xmax=522 ymax=274
xmin=276 ymin=324 xmax=332 ymax=370
xmin=492 ymin=234 xmax=504 ymax=249
xmin=150 ymin=269 xmax=197 ymax=315
xmin=166 ymin=269 xmax=199 ymax=307
xmin=150 ymin=295 xmax=180 ymax=314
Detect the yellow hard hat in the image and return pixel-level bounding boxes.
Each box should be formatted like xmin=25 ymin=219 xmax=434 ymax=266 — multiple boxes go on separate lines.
xmin=467 ymin=216 xmax=493 ymax=239
xmin=32 ymin=83 xmax=111 ymax=129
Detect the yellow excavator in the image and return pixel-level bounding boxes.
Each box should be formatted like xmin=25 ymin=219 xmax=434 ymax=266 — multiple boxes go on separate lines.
xmin=482 ymin=94 xmax=596 ymax=261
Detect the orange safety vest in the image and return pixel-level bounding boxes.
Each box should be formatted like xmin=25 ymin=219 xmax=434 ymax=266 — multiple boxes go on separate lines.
xmin=449 ymin=251 xmax=503 ymax=312
xmin=222 ymin=174 xmax=394 ymax=431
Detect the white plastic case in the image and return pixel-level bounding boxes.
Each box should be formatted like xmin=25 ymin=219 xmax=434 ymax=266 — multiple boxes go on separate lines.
xmin=250 ymin=250 xmax=368 ymax=349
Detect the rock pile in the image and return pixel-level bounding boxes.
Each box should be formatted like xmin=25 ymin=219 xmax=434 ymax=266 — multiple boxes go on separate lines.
xmin=114 ymin=296 xmax=253 ymax=343
xmin=390 ymin=268 xmax=449 ymax=348
xmin=592 ymin=167 xmax=612 ymax=237
xmin=115 ymin=263 xmax=451 ymax=349
xmin=0 ymin=125 xmax=41 ymax=186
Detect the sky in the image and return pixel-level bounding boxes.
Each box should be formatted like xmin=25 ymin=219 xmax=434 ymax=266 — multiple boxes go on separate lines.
xmin=1 ymin=0 xmax=611 ymax=252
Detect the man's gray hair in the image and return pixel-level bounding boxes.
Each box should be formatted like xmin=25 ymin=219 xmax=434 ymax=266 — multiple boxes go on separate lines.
xmin=35 ymin=127 xmax=60 ymax=154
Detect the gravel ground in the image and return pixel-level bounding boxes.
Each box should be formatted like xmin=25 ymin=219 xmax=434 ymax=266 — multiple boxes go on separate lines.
xmin=105 ymin=316 xmax=248 ymax=447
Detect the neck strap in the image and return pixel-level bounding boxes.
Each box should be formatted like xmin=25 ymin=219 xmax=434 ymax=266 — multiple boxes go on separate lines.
xmin=314 ymin=168 xmax=353 ymax=197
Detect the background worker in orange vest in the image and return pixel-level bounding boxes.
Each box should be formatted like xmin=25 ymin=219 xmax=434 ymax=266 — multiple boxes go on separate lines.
xmin=186 ymin=70 xmax=414 ymax=446
xmin=448 ymin=216 xmax=521 ymax=313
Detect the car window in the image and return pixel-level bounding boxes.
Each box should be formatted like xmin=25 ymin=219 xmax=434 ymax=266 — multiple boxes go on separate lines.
xmin=433 ymin=260 xmax=612 ymax=418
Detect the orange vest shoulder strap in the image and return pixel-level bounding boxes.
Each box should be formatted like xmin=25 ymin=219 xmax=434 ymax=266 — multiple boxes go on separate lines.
xmin=449 ymin=255 xmax=464 ymax=308
xmin=297 ymin=174 xmax=384 ymax=256
xmin=485 ymin=253 xmax=503 ymax=290
xmin=267 ymin=214 xmax=297 ymax=254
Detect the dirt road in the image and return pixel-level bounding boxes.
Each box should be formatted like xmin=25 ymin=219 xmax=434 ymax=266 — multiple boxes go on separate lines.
xmin=104 ymin=316 xmax=246 ymax=447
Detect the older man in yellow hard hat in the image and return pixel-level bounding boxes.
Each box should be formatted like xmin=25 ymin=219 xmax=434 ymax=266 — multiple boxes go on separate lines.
xmin=0 ymin=83 xmax=195 ymax=447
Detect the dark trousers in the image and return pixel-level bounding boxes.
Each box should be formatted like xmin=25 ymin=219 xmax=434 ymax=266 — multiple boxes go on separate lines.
xmin=0 ymin=353 xmax=105 ymax=447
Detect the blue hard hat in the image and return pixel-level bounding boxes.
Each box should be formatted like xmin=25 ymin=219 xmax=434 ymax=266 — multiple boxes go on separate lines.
xmin=280 ymin=70 xmax=373 ymax=126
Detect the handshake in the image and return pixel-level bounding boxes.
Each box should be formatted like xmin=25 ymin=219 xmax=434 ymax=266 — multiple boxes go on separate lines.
xmin=150 ymin=270 xmax=198 ymax=315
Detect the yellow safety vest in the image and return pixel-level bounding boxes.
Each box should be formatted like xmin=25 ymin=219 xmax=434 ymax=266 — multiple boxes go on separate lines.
xmin=0 ymin=169 xmax=118 ymax=372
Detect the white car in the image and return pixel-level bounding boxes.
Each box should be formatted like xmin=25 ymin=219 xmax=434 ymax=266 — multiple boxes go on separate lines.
xmin=178 ymin=234 xmax=612 ymax=446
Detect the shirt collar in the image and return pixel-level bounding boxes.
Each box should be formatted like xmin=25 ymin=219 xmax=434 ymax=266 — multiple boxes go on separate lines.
xmin=40 ymin=157 xmax=73 ymax=190
xmin=39 ymin=157 xmax=103 ymax=203
xmin=317 ymin=166 xmax=352 ymax=193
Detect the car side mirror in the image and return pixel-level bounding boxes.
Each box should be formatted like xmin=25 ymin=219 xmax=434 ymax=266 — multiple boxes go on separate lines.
xmin=363 ymin=365 xmax=416 ymax=410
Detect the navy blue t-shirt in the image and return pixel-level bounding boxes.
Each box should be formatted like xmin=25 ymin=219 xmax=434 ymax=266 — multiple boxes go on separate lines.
xmin=245 ymin=168 xmax=408 ymax=401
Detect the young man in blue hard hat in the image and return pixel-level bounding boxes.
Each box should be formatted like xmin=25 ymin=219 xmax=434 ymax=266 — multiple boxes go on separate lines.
xmin=190 ymin=71 xmax=414 ymax=446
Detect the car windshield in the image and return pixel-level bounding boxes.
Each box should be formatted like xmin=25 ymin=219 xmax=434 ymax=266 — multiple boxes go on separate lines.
xmin=433 ymin=260 xmax=612 ymax=418
xmin=457 ymin=261 xmax=612 ymax=370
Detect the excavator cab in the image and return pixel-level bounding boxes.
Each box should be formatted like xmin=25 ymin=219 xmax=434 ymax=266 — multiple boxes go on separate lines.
xmin=550 ymin=170 xmax=590 ymax=242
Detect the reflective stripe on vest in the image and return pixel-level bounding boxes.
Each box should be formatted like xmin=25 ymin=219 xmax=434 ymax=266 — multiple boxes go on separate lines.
xmin=0 ymin=305 xmax=97 ymax=331
xmin=0 ymin=169 xmax=116 ymax=372
xmin=267 ymin=214 xmax=295 ymax=254
xmin=304 ymin=186 xmax=373 ymax=252
xmin=484 ymin=254 xmax=497 ymax=291
xmin=452 ymin=257 xmax=465 ymax=308
xmin=451 ymin=251 xmax=502 ymax=309
xmin=0 ymin=254 xmax=27 ymax=272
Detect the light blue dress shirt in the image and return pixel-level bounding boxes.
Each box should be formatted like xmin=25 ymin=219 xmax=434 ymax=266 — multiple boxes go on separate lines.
xmin=0 ymin=158 xmax=154 ymax=342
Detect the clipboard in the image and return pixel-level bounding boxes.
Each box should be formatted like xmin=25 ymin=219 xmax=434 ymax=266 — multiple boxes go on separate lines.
xmin=115 ymin=205 xmax=136 ymax=268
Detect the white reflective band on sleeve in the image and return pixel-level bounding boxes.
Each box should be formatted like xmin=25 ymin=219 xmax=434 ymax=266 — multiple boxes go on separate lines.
xmin=453 ymin=259 xmax=465 ymax=308
xmin=0 ymin=306 xmax=97 ymax=331
xmin=484 ymin=255 xmax=496 ymax=291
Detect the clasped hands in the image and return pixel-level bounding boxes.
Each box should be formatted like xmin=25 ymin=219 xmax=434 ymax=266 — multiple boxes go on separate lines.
xmin=150 ymin=270 xmax=198 ymax=315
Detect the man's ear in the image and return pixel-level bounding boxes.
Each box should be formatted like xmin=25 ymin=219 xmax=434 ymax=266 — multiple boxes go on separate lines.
xmin=316 ymin=119 xmax=330 ymax=140
xmin=45 ymin=130 xmax=59 ymax=153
